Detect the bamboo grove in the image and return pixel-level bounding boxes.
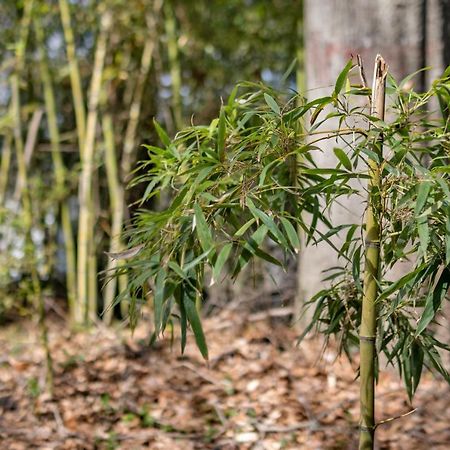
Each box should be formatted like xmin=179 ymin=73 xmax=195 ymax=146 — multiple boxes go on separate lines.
xmin=0 ymin=0 xmax=302 ymax=323
xmin=0 ymin=2 xmax=449 ymax=448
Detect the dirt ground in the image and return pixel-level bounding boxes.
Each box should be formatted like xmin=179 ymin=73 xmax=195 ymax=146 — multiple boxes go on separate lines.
xmin=0 ymin=308 xmax=449 ymax=449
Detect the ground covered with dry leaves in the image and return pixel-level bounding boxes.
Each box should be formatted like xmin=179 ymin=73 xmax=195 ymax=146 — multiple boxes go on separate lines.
xmin=0 ymin=308 xmax=449 ymax=449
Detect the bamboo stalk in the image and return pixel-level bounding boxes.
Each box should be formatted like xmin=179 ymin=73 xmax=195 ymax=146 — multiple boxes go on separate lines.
xmin=0 ymin=133 xmax=12 ymax=205
xmin=120 ymin=5 xmax=161 ymax=179
xmin=58 ymin=0 xmax=86 ymax=148
xmin=164 ymin=0 xmax=183 ymax=131
xmin=359 ymin=55 xmax=387 ymax=450
xmin=11 ymin=0 xmax=54 ymax=395
xmin=293 ymin=2 xmax=307 ymax=330
xmin=102 ymin=112 xmax=124 ymax=323
xmin=77 ymin=6 xmax=111 ymax=324
xmin=11 ymin=0 xmax=34 ymax=208
xmin=58 ymin=0 xmax=88 ymax=323
xmin=34 ymin=16 xmax=78 ymax=323
xmin=13 ymin=108 xmax=43 ymax=201
xmin=295 ymin=4 xmax=306 ymax=97
xmin=87 ymin=175 xmax=99 ymax=321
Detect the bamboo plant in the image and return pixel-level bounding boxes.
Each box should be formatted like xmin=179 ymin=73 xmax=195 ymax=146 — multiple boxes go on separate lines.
xmin=34 ymin=11 xmax=77 ymax=322
xmin=76 ymin=5 xmax=112 ymax=323
xmin=163 ymin=0 xmax=183 ymax=131
xmin=112 ymin=59 xmax=450 ymax=447
xmin=359 ymin=55 xmax=387 ymax=450
xmin=102 ymin=2 xmax=162 ymax=323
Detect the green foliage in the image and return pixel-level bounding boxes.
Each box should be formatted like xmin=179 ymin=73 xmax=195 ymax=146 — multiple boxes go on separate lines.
xmin=117 ymin=63 xmax=450 ymax=401
xmin=116 ymin=81 xmax=355 ymax=355
xmin=304 ymin=67 xmax=450 ymax=399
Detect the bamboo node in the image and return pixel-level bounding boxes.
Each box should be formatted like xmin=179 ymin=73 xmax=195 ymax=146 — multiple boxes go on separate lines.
xmin=359 ymin=335 xmax=376 ymax=342
xmin=364 ymin=240 xmax=380 ymax=248
xmin=359 ymin=424 xmax=375 ymax=432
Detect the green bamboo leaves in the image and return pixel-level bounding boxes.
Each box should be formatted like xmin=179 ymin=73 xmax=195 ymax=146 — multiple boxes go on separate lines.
xmin=194 ymin=203 xmax=213 ymax=254
xmin=334 ymin=59 xmax=353 ymax=97
xmin=264 ymin=93 xmax=281 ymax=115
xmin=117 ymin=62 xmax=450 ymax=397
xmin=118 ymin=85 xmax=341 ymax=358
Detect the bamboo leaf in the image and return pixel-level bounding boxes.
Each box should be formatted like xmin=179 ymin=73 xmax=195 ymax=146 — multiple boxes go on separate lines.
xmin=194 ymin=203 xmax=214 ymax=253
xmin=217 ymin=107 xmax=226 ymax=161
xmin=234 ymin=218 xmax=256 ymax=237
xmin=280 ymin=217 xmax=300 ymax=253
xmin=153 ymin=119 xmax=171 ymax=146
xmin=247 ymin=198 xmax=288 ymax=248
xmin=264 ymin=93 xmax=280 ymax=115
xmin=411 ymin=340 xmax=424 ymax=394
xmin=176 ymin=288 xmax=187 ymax=353
xmin=153 ymin=268 xmax=166 ymax=335
xmin=183 ymin=249 xmax=212 ymax=272
xmin=415 ymin=180 xmax=431 ymax=215
xmin=333 ymin=147 xmax=352 ymax=171
xmin=254 ymin=247 xmax=283 ymax=266
xmin=416 ymin=269 xmax=449 ymax=336
xmin=232 ymin=225 xmax=268 ymax=277
xmin=105 ymin=244 xmax=145 ymax=260
xmin=183 ymin=294 xmax=208 ymax=360
xmin=334 ymin=59 xmax=353 ymax=96
xmin=417 ymin=217 xmax=429 ymax=254
xmin=212 ymin=243 xmax=233 ymax=284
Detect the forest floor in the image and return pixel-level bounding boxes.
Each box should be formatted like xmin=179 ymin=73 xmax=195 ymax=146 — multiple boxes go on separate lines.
xmin=0 ymin=306 xmax=449 ymax=450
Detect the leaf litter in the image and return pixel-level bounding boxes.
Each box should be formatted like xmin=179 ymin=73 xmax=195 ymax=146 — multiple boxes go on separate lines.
xmin=0 ymin=308 xmax=448 ymax=449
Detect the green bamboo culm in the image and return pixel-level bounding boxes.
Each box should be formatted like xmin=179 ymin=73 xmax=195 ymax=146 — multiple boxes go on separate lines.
xmin=163 ymin=0 xmax=183 ymax=131
xmin=58 ymin=0 xmax=86 ymax=324
xmin=76 ymin=5 xmax=111 ymax=324
xmin=359 ymin=55 xmax=387 ymax=450
xmin=0 ymin=134 xmax=12 ymax=206
xmin=34 ymin=13 xmax=78 ymax=326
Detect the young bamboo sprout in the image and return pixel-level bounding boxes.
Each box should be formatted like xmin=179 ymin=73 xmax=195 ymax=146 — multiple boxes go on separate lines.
xmin=359 ymin=55 xmax=387 ymax=450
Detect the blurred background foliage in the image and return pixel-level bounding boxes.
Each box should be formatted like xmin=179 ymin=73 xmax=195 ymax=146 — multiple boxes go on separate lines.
xmin=0 ymin=0 xmax=303 ymax=323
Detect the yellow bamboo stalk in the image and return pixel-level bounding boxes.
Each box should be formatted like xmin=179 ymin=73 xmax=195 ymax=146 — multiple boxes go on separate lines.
xmin=77 ymin=6 xmax=112 ymax=324
xmin=164 ymin=0 xmax=183 ymax=131
xmin=120 ymin=4 xmax=161 ymax=179
xmin=103 ymin=3 xmax=161 ymax=321
xmin=13 ymin=108 xmax=43 ymax=201
xmin=11 ymin=0 xmax=53 ymax=395
xmin=58 ymin=0 xmax=88 ymax=323
xmin=58 ymin=0 xmax=86 ymax=148
xmin=293 ymin=4 xmax=307 ymax=330
xmin=0 ymin=133 xmax=12 ymax=205
xmin=11 ymin=0 xmax=34 ymax=206
xmin=34 ymin=16 xmax=77 ymax=322
xmin=87 ymin=177 xmax=99 ymax=320
xmin=102 ymin=112 xmax=125 ymax=323
xmin=359 ymin=55 xmax=387 ymax=450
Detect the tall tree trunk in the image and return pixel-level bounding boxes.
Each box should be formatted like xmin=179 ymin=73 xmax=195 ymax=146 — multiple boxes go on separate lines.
xmin=299 ymin=0 xmax=446 ymax=322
